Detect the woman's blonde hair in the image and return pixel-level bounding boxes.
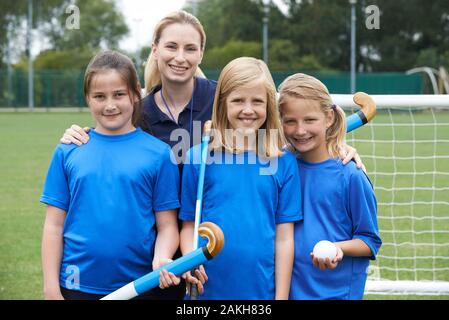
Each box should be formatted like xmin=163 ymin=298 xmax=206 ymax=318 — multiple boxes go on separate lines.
xmin=209 ymin=57 xmax=285 ymax=158
xmin=278 ymin=73 xmax=346 ymax=158
xmin=144 ymin=10 xmax=206 ymax=94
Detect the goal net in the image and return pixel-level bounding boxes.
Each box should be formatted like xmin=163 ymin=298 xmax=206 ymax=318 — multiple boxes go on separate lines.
xmin=332 ymin=94 xmax=449 ymax=296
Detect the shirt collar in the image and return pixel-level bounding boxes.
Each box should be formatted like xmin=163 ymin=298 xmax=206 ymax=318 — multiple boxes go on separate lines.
xmin=145 ymin=78 xmax=201 ymax=125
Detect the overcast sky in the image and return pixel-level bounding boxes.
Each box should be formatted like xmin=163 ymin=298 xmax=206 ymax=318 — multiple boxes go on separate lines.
xmin=117 ymin=0 xmax=186 ymax=52
xmin=117 ymin=0 xmax=288 ymax=53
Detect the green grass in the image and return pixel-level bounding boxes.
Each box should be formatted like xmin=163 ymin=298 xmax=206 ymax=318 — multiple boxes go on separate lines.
xmin=0 ymin=110 xmax=448 ymax=299
xmin=347 ymin=111 xmax=449 ymax=294
xmin=0 ymin=112 xmax=93 ymax=299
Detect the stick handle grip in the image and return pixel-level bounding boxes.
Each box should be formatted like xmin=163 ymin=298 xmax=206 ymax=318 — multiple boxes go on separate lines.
xmin=346 ymin=92 xmax=377 ymax=133
xmin=101 ymin=222 xmax=224 ymax=300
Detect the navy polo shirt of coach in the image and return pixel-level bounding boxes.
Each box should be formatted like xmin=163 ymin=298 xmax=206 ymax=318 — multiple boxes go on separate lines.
xmin=141 ymin=77 xmax=217 ymax=151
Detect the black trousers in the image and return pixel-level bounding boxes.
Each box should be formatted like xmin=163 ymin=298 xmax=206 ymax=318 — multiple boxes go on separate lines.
xmin=60 ymin=286 xmax=157 ymax=300
xmin=60 ymin=249 xmax=187 ymax=300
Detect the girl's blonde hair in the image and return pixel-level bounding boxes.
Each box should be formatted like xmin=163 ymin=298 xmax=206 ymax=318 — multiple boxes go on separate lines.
xmin=210 ymin=57 xmax=285 ymax=158
xmin=144 ymin=10 xmax=206 ymax=94
xmin=84 ymin=50 xmax=142 ymax=126
xmin=278 ymin=73 xmax=346 ymax=158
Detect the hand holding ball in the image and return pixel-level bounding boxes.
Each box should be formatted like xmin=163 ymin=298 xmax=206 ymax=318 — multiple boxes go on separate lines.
xmin=312 ymin=240 xmax=337 ymax=260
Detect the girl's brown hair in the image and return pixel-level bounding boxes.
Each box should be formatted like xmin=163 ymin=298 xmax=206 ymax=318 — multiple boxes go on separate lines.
xmin=144 ymin=10 xmax=206 ymax=93
xmin=278 ymin=73 xmax=346 ymax=157
xmin=210 ymin=57 xmax=285 ymax=158
xmin=84 ymin=50 xmax=142 ymax=126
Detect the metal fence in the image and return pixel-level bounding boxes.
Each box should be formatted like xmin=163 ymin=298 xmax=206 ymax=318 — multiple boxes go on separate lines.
xmin=0 ymin=69 xmax=423 ymax=108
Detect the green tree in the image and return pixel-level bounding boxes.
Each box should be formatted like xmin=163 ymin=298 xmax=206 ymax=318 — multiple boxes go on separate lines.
xmin=359 ymin=0 xmax=449 ymax=71
xmin=202 ymin=40 xmax=261 ymax=69
xmin=0 ymin=0 xmax=129 ymax=66
xmin=32 ymin=50 xmax=94 ymax=70
xmin=41 ymin=0 xmax=129 ymax=51
xmin=0 ymin=0 xmax=70 ymax=66
xmin=189 ymin=0 xmax=263 ymax=49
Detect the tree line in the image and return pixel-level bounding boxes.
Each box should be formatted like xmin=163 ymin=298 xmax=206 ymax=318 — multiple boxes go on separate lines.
xmin=1 ymin=0 xmax=448 ymax=73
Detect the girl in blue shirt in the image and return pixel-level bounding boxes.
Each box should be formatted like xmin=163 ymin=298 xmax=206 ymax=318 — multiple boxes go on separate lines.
xmin=56 ymin=10 xmax=215 ymax=299
xmin=278 ymin=73 xmax=382 ymax=300
xmin=41 ymin=51 xmax=181 ymax=300
xmin=179 ymin=57 xmax=302 ymax=300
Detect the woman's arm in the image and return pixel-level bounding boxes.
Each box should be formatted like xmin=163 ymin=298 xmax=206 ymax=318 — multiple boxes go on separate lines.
xmin=339 ymin=144 xmax=366 ymax=172
xmin=41 ymin=205 xmax=66 ymax=300
xmin=275 ymin=222 xmax=294 ymax=300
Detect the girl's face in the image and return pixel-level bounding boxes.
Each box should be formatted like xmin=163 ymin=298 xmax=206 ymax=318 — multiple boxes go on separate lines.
xmin=86 ymin=70 xmax=137 ymax=135
xmin=153 ymin=23 xmax=203 ymax=85
xmin=281 ymin=96 xmax=333 ymax=162
xmin=226 ymin=79 xmax=267 ymax=135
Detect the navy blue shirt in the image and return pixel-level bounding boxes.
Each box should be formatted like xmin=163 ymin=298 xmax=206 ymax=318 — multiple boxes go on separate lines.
xmin=140 ymin=77 xmax=217 ymax=164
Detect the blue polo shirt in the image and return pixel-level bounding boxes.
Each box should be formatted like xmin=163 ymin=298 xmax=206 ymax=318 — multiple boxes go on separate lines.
xmin=180 ymin=146 xmax=302 ymax=300
xmin=289 ymin=158 xmax=382 ymax=300
xmin=40 ymin=128 xmax=180 ymax=294
xmin=140 ymin=77 xmax=217 ymax=163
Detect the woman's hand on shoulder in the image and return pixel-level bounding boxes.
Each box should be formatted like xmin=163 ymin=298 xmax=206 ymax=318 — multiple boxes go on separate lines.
xmin=60 ymin=124 xmax=90 ymax=146
xmin=339 ymin=144 xmax=366 ymax=172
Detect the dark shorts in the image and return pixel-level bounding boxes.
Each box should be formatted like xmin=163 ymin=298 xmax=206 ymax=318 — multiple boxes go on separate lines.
xmin=60 ymin=286 xmax=157 ymax=300
xmin=147 ymin=248 xmax=186 ymax=300
xmin=60 ymin=249 xmax=186 ymax=300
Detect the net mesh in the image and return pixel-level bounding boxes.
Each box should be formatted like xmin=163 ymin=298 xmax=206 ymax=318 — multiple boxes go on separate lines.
xmin=336 ymin=95 xmax=449 ymax=295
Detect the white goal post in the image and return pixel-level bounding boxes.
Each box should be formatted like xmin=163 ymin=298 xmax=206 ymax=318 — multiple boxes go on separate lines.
xmin=331 ymin=94 xmax=449 ymax=296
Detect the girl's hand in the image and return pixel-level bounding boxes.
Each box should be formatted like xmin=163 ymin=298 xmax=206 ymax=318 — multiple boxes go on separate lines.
xmin=310 ymin=245 xmax=344 ymax=270
xmin=339 ymin=144 xmax=366 ymax=172
xmin=182 ymin=265 xmax=208 ymax=296
xmin=60 ymin=124 xmax=90 ymax=146
xmin=159 ymin=269 xmax=181 ymax=289
xmin=153 ymin=258 xmax=181 ymax=289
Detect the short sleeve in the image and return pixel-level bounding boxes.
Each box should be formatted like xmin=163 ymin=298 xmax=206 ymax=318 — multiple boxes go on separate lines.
xmin=349 ymin=171 xmax=382 ymax=260
xmin=152 ymin=146 xmax=181 ymax=212
xmin=40 ymin=146 xmax=70 ymax=211
xmin=276 ymin=154 xmax=303 ymax=224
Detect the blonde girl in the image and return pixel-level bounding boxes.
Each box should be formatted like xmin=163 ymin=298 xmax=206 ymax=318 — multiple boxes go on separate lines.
xmin=279 ymin=73 xmax=382 ymax=300
xmin=179 ymin=57 xmax=302 ymax=300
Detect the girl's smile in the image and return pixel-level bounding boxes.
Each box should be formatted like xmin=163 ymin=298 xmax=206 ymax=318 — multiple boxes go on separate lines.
xmin=87 ymin=70 xmax=137 ymax=135
xmin=226 ymin=78 xmax=267 ymax=134
xmin=281 ymin=96 xmax=334 ymax=163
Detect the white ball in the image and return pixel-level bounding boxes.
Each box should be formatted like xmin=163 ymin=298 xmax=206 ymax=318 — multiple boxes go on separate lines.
xmin=313 ymin=240 xmax=337 ymax=260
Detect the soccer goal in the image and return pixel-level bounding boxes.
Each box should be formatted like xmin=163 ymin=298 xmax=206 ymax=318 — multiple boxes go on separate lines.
xmin=332 ymin=94 xmax=449 ymax=296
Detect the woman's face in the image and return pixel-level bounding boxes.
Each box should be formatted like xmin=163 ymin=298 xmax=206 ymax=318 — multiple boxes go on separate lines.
xmin=152 ymin=23 xmax=203 ymax=85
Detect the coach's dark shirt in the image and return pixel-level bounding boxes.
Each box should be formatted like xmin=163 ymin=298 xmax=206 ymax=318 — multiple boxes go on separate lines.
xmin=140 ymin=77 xmax=216 ymax=152
xmin=138 ymin=77 xmax=216 ymax=300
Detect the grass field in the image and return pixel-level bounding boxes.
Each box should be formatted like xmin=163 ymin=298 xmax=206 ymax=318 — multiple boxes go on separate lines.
xmin=0 ymin=110 xmax=448 ymax=300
